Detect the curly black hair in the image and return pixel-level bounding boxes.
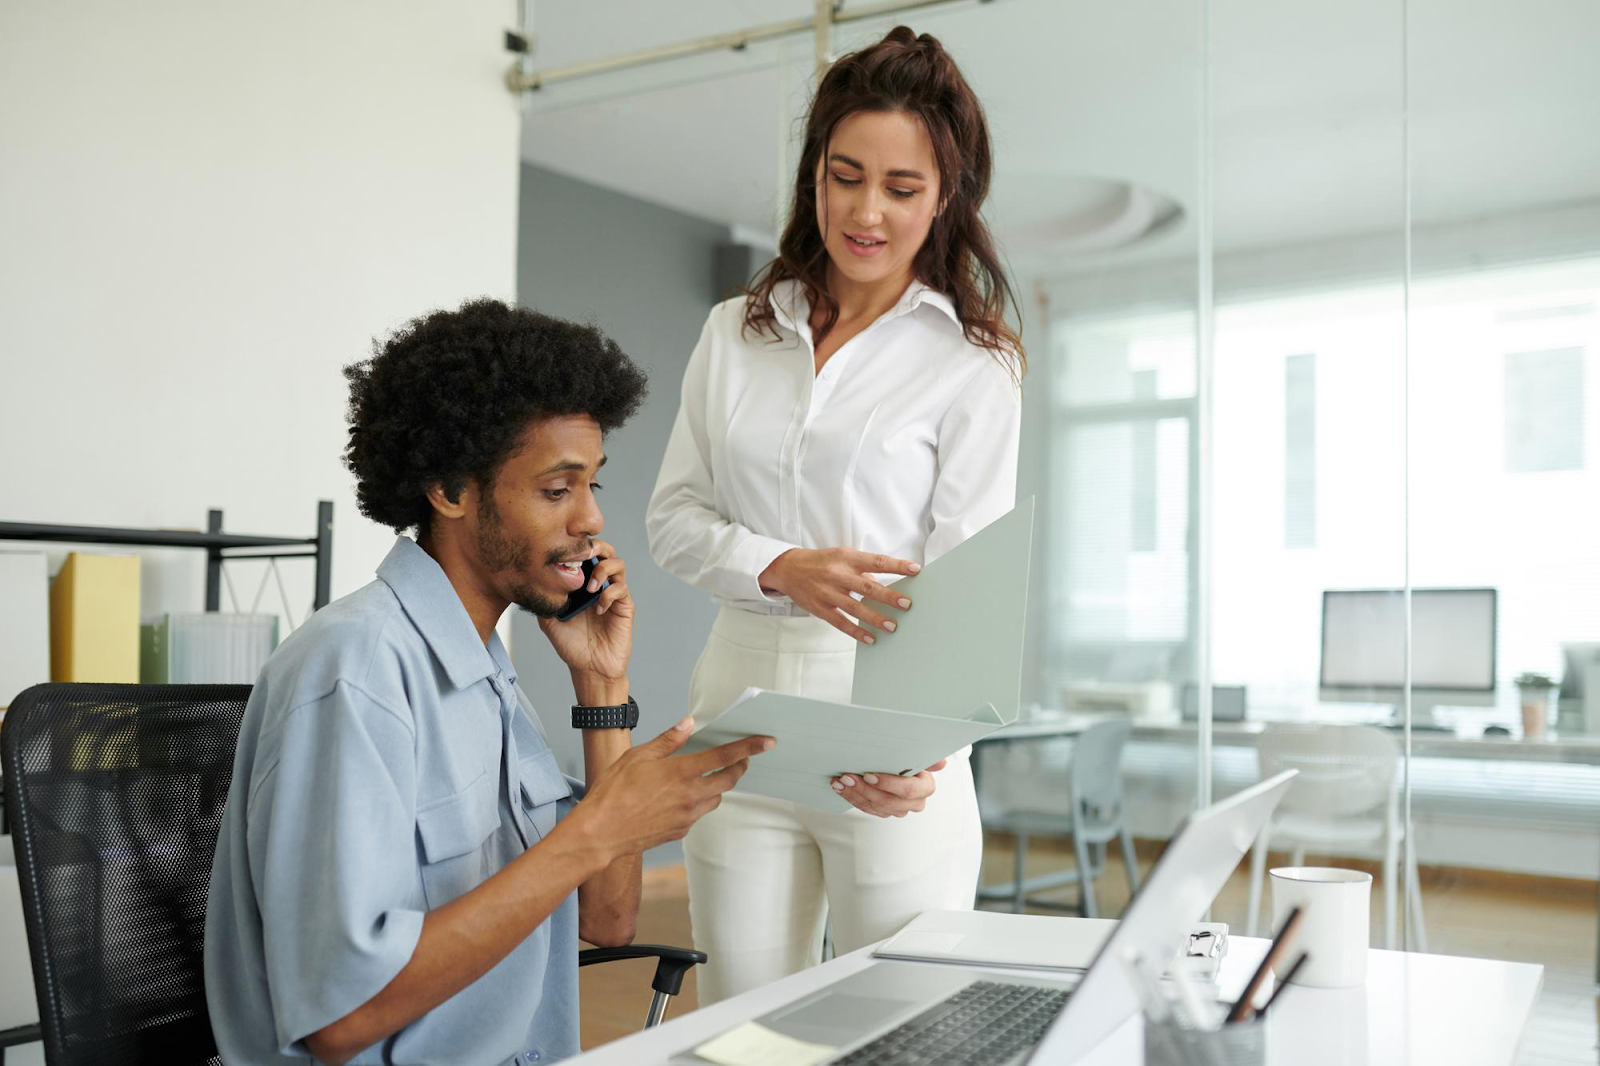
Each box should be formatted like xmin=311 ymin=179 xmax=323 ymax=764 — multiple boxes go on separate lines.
xmin=343 ymin=298 xmax=648 ymax=534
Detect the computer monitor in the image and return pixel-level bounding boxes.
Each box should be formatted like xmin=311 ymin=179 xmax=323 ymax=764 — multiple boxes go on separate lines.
xmin=1319 ymin=588 xmax=1497 ymax=713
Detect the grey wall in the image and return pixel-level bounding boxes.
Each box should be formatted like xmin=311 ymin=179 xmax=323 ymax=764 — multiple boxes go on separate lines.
xmin=513 ymin=163 xmax=726 ymax=801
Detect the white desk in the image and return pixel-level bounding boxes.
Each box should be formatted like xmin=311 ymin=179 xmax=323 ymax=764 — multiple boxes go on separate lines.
xmin=983 ymin=712 xmax=1600 ymax=767
xmin=568 ymin=927 xmax=1542 ymax=1066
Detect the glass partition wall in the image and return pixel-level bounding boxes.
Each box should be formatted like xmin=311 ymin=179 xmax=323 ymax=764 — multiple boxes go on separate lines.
xmin=1203 ymin=0 xmax=1412 ymax=957
xmin=1403 ymin=1 xmax=1600 ymax=1060
xmin=519 ymin=1 xmax=1598 ymax=1057
xmin=975 ymin=1 xmax=1599 ymax=1060
xmin=926 ymin=0 xmax=1206 ymax=924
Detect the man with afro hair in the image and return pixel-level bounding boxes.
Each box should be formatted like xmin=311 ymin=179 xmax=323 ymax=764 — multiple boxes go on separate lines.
xmin=205 ymin=299 xmax=772 ymax=1066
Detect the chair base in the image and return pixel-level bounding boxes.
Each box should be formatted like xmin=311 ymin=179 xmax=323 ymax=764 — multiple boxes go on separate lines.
xmin=976 ymin=828 xmax=1139 ymax=919
xmin=1246 ymin=831 xmax=1428 ymax=952
xmin=976 ymin=868 xmax=1089 ymax=899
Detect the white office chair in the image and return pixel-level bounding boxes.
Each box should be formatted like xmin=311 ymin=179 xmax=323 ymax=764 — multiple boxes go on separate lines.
xmin=977 ymin=719 xmax=1139 ymax=919
xmin=1245 ymin=724 xmax=1426 ymax=951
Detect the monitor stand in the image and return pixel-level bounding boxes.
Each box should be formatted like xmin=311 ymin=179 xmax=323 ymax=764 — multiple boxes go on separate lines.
xmin=1379 ymin=700 xmax=1457 ymax=733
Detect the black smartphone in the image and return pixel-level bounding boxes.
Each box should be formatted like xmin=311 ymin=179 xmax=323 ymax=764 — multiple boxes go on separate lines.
xmin=556 ymin=556 xmax=609 ymax=622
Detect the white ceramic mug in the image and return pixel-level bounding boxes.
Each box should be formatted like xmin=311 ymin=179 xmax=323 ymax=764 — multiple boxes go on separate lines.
xmin=1269 ymin=866 xmax=1372 ymax=988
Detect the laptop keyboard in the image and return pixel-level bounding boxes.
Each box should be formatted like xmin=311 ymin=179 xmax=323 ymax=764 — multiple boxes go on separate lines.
xmin=832 ymin=980 xmax=1069 ymax=1066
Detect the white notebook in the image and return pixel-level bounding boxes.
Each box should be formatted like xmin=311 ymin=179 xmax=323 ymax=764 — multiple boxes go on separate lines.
xmin=873 ymin=909 xmax=1118 ymax=973
xmin=683 ymin=499 xmax=1034 ymax=811
xmin=874 ymin=910 xmax=1230 ymax=979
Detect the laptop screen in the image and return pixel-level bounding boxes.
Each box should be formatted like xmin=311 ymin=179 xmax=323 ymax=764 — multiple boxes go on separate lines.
xmin=1024 ymin=770 xmax=1297 ymax=1063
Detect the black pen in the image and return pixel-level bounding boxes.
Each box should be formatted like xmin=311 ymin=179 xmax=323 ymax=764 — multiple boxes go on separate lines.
xmin=1224 ymin=906 xmax=1304 ymax=1025
xmin=1256 ymin=952 xmax=1310 ymax=1016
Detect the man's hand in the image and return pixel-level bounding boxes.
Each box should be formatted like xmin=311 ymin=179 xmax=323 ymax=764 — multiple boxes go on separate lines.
xmin=830 ymin=759 xmax=947 ymax=818
xmin=575 ymin=719 xmax=774 ymax=858
xmin=538 ymin=538 xmax=632 ymax=684
xmin=758 ymin=547 xmax=921 ymax=644
xmin=302 ymin=717 xmax=766 ymax=1066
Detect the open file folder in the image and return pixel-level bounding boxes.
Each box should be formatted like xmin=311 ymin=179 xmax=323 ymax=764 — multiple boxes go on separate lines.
xmin=684 ymin=498 xmax=1034 ymax=811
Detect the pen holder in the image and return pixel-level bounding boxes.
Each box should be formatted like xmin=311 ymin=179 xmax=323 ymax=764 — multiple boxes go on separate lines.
xmin=1143 ymin=1015 xmax=1264 ymax=1066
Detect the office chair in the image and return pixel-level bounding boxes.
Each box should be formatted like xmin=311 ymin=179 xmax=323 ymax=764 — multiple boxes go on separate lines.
xmin=0 ymin=683 xmax=702 ymax=1065
xmin=977 ymin=719 xmax=1139 ymax=918
xmin=1245 ymin=723 xmax=1426 ymax=951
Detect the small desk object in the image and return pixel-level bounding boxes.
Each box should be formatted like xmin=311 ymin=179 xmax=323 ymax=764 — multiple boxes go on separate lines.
xmin=564 ymin=920 xmax=1542 ymax=1066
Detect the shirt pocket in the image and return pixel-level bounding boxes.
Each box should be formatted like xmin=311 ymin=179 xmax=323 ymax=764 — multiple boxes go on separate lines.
xmin=415 ymin=769 xmax=500 ymax=908
xmin=518 ymin=748 xmax=572 ymax=841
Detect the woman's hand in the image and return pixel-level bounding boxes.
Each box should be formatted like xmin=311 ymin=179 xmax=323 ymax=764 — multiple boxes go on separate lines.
xmin=829 ymin=759 xmax=947 ymax=817
xmin=758 ymin=547 xmax=921 ymax=643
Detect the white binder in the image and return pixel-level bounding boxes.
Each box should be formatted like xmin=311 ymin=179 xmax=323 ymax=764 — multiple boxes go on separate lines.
xmin=684 ymin=498 xmax=1034 ymax=811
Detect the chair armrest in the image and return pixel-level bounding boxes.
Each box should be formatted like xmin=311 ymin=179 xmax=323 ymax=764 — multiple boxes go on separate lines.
xmin=578 ymin=944 xmax=707 ymax=997
xmin=0 ymin=1023 xmax=41 ymax=1049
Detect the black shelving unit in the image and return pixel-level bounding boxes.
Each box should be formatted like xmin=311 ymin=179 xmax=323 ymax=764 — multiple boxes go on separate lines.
xmin=0 ymin=508 xmax=331 ymax=1051
xmin=0 ymin=500 xmax=334 ymax=612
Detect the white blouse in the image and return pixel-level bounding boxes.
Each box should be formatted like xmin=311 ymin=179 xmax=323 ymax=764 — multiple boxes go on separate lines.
xmin=646 ymin=279 xmax=1021 ymax=614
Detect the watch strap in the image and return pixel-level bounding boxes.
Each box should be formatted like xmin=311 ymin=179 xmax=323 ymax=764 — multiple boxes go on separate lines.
xmin=571 ymin=695 xmax=639 ymax=730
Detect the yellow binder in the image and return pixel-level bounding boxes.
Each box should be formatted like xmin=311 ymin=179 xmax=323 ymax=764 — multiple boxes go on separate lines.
xmin=49 ymin=552 xmax=141 ymax=682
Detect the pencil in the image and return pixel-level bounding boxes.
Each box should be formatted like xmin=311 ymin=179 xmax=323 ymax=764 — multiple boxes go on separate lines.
xmin=1257 ymin=953 xmax=1310 ymax=1016
xmin=1224 ymin=906 xmax=1304 ymax=1024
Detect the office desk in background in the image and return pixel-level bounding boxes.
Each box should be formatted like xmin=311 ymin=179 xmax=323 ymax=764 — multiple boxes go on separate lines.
xmin=974 ymin=714 xmax=1600 ymax=984
xmin=979 ymin=712 xmax=1600 ymax=767
xmin=565 ymin=926 xmax=1543 ymax=1066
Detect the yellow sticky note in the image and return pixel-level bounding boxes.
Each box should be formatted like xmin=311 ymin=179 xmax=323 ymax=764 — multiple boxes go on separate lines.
xmin=693 ymin=1021 xmax=837 ymax=1066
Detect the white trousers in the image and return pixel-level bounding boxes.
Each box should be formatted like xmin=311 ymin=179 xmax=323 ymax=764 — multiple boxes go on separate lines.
xmin=683 ymin=606 xmax=983 ymax=1004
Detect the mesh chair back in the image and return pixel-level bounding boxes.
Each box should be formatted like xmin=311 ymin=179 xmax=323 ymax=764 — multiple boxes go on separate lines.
xmin=1256 ymin=723 xmax=1398 ymax=818
xmin=1 ymin=683 xmax=250 ymax=1066
xmin=1069 ymin=718 xmax=1134 ymax=829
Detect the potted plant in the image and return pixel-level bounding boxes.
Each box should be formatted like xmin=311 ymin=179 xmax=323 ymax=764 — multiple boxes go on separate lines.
xmin=1513 ymin=672 xmax=1557 ymax=737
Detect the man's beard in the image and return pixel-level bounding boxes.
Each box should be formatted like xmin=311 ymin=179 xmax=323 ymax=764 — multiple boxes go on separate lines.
xmin=476 ymin=494 xmax=575 ymax=619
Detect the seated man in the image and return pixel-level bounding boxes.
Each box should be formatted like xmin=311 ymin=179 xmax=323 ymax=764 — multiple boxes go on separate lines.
xmin=204 ymin=299 xmax=771 ymax=1066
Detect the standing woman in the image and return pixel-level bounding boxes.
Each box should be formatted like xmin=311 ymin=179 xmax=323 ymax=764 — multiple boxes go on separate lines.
xmin=646 ymin=25 xmax=1023 ymax=1003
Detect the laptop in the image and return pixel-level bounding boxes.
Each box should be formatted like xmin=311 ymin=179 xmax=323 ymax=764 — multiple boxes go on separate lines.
xmin=1180 ymin=683 xmax=1248 ymax=722
xmin=673 ymin=769 xmax=1297 ymax=1066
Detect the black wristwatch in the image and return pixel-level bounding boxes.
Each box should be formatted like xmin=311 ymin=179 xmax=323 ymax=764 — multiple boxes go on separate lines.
xmin=571 ymin=695 xmax=640 ymax=730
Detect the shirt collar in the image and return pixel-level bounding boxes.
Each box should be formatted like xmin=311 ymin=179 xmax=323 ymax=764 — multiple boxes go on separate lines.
xmin=768 ymin=278 xmax=962 ymax=337
xmin=376 ymin=537 xmax=514 ymax=691
xmin=907 ymin=283 xmax=962 ymax=329
xmin=769 ymin=279 xmax=809 ymax=335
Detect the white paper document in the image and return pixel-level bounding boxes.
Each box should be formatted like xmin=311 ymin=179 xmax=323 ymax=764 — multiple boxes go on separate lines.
xmin=873 ymin=909 xmax=1117 ymax=972
xmin=683 ymin=499 xmax=1034 ymax=811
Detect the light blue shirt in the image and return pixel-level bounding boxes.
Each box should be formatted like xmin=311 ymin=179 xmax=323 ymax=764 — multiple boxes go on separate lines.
xmin=205 ymin=537 xmax=579 ymax=1066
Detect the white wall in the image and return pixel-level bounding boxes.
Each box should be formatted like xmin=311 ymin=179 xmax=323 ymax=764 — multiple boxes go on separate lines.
xmin=0 ymin=2 xmax=522 ymax=626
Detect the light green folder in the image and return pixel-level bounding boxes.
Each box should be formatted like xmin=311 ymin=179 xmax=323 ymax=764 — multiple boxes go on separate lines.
xmin=684 ymin=498 xmax=1034 ymax=811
